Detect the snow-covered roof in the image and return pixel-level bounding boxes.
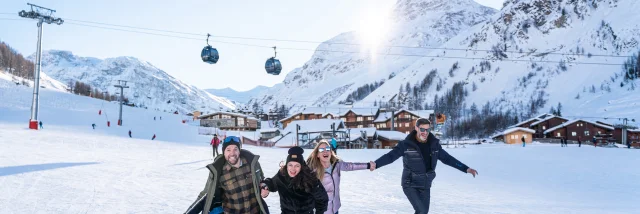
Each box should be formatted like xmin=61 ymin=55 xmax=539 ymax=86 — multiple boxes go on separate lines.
xmin=340 ymin=108 xmax=378 ymax=116
xmin=323 ymin=112 xmax=339 ymax=117
xmin=509 ymin=117 xmax=540 ymax=128
xmin=259 ymin=128 xmax=280 ymax=133
xmin=535 ymin=113 xmax=556 ymax=120
xmin=279 ymin=112 xmax=302 ymax=122
xmin=595 ymin=121 xmax=614 ymax=127
xmin=260 ymin=121 xmax=274 ymax=129
xmin=628 ymin=129 xmax=640 ymax=133
xmin=406 ymin=110 xmax=434 ymax=119
xmin=529 ymin=116 xmax=569 ymax=126
xmin=376 ymin=131 xmax=407 ymax=141
xmin=301 ymin=107 xmax=342 ymax=115
xmin=283 ymin=119 xmax=345 ymax=134
xmin=199 ymin=111 xmax=258 ymax=120
xmin=374 ymin=112 xmax=393 ymax=123
xmin=491 ymin=127 xmax=536 ymax=139
xmin=346 ymin=128 xmax=377 ymax=141
xmin=544 ymin=119 xmax=614 ymax=134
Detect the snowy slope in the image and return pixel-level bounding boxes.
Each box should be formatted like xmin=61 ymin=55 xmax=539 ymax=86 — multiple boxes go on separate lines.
xmin=250 ymin=0 xmax=497 ymax=111
xmin=1 ymin=75 xmax=639 ymax=213
xmin=252 ymin=0 xmax=640 ymax=127
xmin=0 ymin=68 xmax=68 ymax=92
xmin=362 ymin=0 xmax=640 ymax=124
xmin=206 ymin=85 xmax=269 ymax=104
xmin=32 ymin=50 xmax=236 ymax=114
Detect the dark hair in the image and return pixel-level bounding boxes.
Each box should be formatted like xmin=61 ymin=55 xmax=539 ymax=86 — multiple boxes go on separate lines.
xmin=280 ymin=163 xmax=317 ymax=193
xmin=415 ymin=118 xmax=431 ymax=127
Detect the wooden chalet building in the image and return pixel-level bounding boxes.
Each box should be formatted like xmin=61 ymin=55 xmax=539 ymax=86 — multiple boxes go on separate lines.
xmin=376 ymin=130 xmax=408 ymax=149
xmin=491 ymin=127 xmax=535 ymax=144
xmin=340 ymin=108 xmax=379 ymax=129
xmin=511 ymin=113 xmax=555 ymax=129
xmin=528 ymin=115 xmax=569 ymax=138
xmin=374 ymin=109 xmax=434 ymax=134
xmin=198 ymin=111 xmax=259 ymax=131
xmin=613 ymin=127 xmax=640 ymax=145
xmin=543 ymin=119 xmax=614 ymax=141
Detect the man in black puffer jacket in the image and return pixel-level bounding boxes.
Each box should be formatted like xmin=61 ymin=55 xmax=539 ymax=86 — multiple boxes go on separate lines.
xmin=374 ymin=118 xmax=478 ymax=214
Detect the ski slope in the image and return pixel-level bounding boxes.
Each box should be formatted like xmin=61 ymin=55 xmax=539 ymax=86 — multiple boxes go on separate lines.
xmin=1 ymin=76 xmax=639 ymax=213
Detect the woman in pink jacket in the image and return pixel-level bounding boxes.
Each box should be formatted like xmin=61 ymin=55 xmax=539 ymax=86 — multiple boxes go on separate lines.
xmin=306 ymin=139 xmax=376 ymax=214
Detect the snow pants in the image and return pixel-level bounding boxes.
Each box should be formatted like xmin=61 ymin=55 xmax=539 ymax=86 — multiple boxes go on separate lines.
xmin=403 ymin=172 xmax=436 ymax=214
xmin=212 ymin=145 xmax=219 ymax=158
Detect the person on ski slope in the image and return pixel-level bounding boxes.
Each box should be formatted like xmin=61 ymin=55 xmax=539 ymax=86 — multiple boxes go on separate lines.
xmin=128 ymin=130 xmax=132 ymax=138
xmin=39 ymin=121 xmax=43 ymax=129
xmin=152 ymin=134 xmax=156 ymax=140
xmin=185 ymin=136 xmax=270 ymax=214
xmin=373 ymin=118 xmax=478 ymax=214
xmin=211 ymin=134 xmax=221 ymax=158
xmin=521 ymin=136 xmax=526 ymax=147
xmin=306 ymin=139 xmax=376 ymax=214
xmin=261 ymin=146 xmax=328 ymax=214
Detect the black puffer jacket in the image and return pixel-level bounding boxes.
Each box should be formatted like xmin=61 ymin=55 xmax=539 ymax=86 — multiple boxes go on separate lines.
xmin=375 ymin=130 xmax=469 ymax=188
xmin=263 ymin=171 xmax=328 ymax=214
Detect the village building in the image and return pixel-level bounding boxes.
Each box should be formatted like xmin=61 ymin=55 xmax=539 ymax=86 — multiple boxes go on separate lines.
xmin=529 ymin=115 xmax=569 ymax=138
xmin=374 ymin=109 xmax=434 ymax=134
xmin=491 ymin=127 xmax=535 ymax=144
xmin=376 ymin=130 xmax=408 ymax=149
xmin=543 ymin=119 xmax=614 ymax=142
xmin=198 ymin=111 xmax=259 ymax=131
xmin=340 ymin=108 xmax=379 ymax=129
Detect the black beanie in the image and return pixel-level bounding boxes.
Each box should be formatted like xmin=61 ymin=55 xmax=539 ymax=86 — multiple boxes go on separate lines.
xmin=222 ymin=136 xmax=241 ymax=153
xmin=286 ymin=146 xmax=306 ymax=166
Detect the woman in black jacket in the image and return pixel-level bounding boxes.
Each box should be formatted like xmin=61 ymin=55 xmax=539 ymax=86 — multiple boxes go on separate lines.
xmin=262 ymin=147 xmax=328 ymax=214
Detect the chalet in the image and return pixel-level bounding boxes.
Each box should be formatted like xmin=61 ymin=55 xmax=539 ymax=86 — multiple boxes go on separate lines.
xmin=192 ymin=111 xmax=202 ymax=120
xmin=340 ymin=108 xmax=379 ymax=129
xmin=509 ymin=113 xmax=556 ymax=129
xmin=543 ymin=119 xmax=614 ymax=141
xmin=198 ymin=111 xmax=259 ymax=131
xmin=374 ymin=109 xmax=434 ymax=134
xmin=259 ymin=128 xmax=281 ymax=140
xmin=491 ymin=127 xmax=535 ymax=144
xmin=323 ymin=113 xmax=339 ymax=119
xmin=613 ymin=127 xmax=640 ymax=145
xmin=376 ymin=130 xmax=408 ymax=149
xmin=529 ymin=116 xmax=569 ymax=138
xmin=274 ymin=119 xmax=347 ymax=148
xmin=346 ymin=127 xmax=377 ymax=149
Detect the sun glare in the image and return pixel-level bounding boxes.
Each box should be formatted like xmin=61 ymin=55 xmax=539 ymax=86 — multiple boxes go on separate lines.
xmin=356 ymin=7 xmax=391 ymax=60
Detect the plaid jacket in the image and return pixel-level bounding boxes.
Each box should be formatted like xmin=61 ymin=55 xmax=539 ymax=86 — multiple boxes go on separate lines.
xmin=185 ymin=150 xmax=269 ymax=214
xmin=219 ymin=158 xmax=260 ymax=213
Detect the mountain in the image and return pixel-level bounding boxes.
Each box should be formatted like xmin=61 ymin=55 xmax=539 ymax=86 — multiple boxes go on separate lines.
xmin=206 ymin=85 xmax=269 ymax=104
xmin=252 ymin=0 xmax=640 ymax=126
xmin=33 ymin=50 xmax=236 ymax=113
xmin=249 ymin=0 xmax=497 ymax=111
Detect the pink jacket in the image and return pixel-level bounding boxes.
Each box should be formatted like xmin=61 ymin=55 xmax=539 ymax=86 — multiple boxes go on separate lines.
xmin=321 ymin=160 xmax=369 ymax=214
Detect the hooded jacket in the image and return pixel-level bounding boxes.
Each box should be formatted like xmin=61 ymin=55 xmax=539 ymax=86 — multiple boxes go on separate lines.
xmin=320 ymin=160 xmax=368 ymax=214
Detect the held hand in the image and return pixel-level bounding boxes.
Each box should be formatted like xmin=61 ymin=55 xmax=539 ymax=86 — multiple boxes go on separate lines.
xmin=261 ymin=188 xmax=269 ymax=198
xmin=369 ymin=161 xmax=376 ymax=171
xmin=467 ymin=168 xmax=478 ymax=178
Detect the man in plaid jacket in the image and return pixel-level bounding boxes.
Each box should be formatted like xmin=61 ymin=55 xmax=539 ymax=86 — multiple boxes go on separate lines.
xmin=185 ymin=136 xmax=270 ymax=214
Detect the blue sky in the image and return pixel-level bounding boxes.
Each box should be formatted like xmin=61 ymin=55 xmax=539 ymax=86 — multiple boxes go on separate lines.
xmin=0 ymin=0 xmax=503 ymax=91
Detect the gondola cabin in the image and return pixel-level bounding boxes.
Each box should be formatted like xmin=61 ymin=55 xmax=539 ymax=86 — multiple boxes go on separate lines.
xmin=201 ymin=46 xmax=219 ymax=64
xmin=265 ymin=57 xmax=282 ymax=75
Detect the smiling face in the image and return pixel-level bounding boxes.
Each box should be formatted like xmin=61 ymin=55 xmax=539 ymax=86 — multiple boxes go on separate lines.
xmin=287 ymin=162 xmax=301 ymax=177
xmin=415 ymin=124 xmax=430 ymax=142
xmin=224 ymin=145 xmax=240 ymax=167
xmin=317 ymin=143 xmax=332 ymax=163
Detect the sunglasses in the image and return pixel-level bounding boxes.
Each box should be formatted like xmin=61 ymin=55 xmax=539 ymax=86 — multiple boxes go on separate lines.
xmin=417 ymin=127 xmax=429 ymax=132
xmin=224 ymin=136 xmax=241 ymax=144
xmin=318 ymin=147 xmax=331 ymax=152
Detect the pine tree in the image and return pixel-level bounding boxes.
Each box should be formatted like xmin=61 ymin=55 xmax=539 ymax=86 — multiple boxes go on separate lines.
xmin=556 ymin=102 xmax=563 ymax=116
xmin=549 ymin=106 xmax=557 ymax=115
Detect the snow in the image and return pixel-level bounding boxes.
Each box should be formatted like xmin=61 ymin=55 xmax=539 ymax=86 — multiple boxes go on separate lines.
xmin=259 ymin=128 xmax=280 ymax=133
xmin=282 ymin=119 xmax=344 ymax=134
xmin=374 ymin=111 xmax=393 ymax=122
xmin=1 ymin=76 xmax=639 ymax=213
xmin=376 ymin=130 xmax=408 ymax=140
xmin=346 ymin=127 xmax=377 ymax=141
xmin=32 ymin=50 xmax=236 ymax=114
xmin=544 ymin=119 xmax=615 ymax=135
xmin=340 ymin=108 xmax=379 ymax=116
xmin=509 ymin=117 xmax=540 ymax=128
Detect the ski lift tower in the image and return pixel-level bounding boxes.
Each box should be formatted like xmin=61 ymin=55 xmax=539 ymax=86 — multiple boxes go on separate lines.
xmin=19 ymin=3 xmax=64 ymax=130
xmin=114 ymin=80 xmax=129 ymax=126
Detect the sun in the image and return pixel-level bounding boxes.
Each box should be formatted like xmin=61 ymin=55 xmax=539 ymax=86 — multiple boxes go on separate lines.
xmin=355 ymin=7 xmax=392 ymax=59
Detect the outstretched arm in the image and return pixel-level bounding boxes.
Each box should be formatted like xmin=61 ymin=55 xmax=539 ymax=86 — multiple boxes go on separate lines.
xmin=374 ymin=141 xmax=406 ymax=169
xmin=338 ymin=161 xmax=370 ymax=172
xmin=437 ymin=146 xmax=472 ymax=174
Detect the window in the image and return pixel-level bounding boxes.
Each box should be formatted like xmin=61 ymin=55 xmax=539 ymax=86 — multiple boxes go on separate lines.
xmin=406 ymin=131 xmax=411 ymax=134
xmin=404 ymin=114 xmax=411 ymax=119
xmin=358 ymin=125 xmax=363 ymax=128
xmin=369 ymin=124 xmax=374 ymax=127
xmin=369 ymin=116 xmax=374 ymax=120
xmin=597 ymin=131 xmax=601 ymax=135
xmin=405 ymin=123 xmax=410 ymax=127
xmin=394 ymin=123 xmax=398 ymax=128
xmin=542 ymin=126 xmax=546 ymax=130
xmin=295 ymin=115 xmax=300 ymax=119
xmin=357 ymin=117 xmax=363 ymax=122
xmin=523 ymin=135 xmax=527 ymax=139
xmin=237 ymin=117 xmax=245 ymax=126
xmin=341 ymin=118 xmax=346 ymax=122
xmin=557 ymin=133 xmax=561 ymax=137
xmin=571 ymin=132 xmax=577 ymax=136
xmin=584 ymin=131 xmax=590 ymax=136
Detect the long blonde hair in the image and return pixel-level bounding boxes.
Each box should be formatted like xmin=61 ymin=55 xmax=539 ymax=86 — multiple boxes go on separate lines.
xmin=306 ymin=139 xmax=339 ymax=180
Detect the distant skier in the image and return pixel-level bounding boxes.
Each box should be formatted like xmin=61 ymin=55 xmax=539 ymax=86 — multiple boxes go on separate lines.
xmin=211 ymin=134 xmax=221 ymax=158
xmin=129 ymin=130 xmax=132 ymax=138
xmin=521 ymin=136 xmax=526 ymax=147
xmin=154 ymin=116 xmax=156 ymax=120
xmin=592 ymin=136 xmax=597 ymax=147
xmin=331 ymin=135 xmax=338 ymax=154
xmin=39 ymin=121 xmax=43 ymax=129
xmin=92 ymin=123 xmax=96 ymax=129
xmin=160 ymin=116 xmax=162 ymax=120
xmin=578 ymin=136 xmax=582 ymax=147
xmin=152 ymin=134 xmax=156 ymax=140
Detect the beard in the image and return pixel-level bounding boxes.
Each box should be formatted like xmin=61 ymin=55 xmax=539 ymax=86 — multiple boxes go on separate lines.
xmin=227 ymin=155 xmax=239 ymax=165
xmin=417 ymin=133 xmax=428 ymax=142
